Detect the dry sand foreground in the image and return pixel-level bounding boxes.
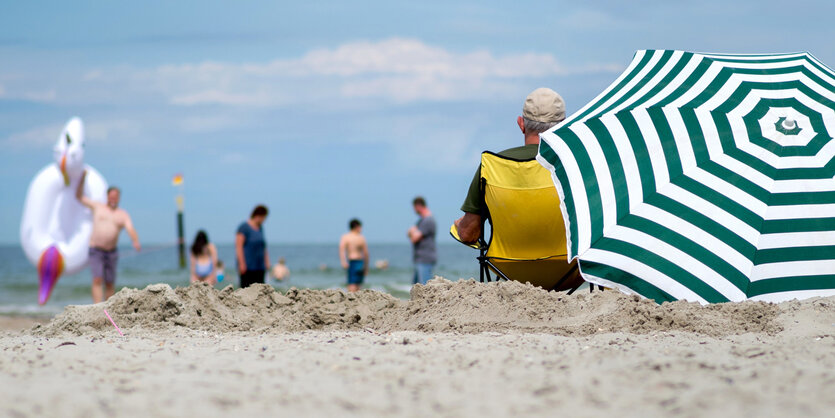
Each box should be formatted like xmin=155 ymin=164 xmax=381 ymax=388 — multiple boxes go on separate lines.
xmin=1 ymin=278 xmax=834 ymax=417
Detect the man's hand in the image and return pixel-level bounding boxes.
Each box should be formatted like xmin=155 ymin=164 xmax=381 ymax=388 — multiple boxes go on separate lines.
xmin=408 ymin=226 xmax=422 ymax=243
xmin=133 ymin=241 xmax=141 ymax=252
xmin=455 ymin=213 xmax=481 ymax=244
xmin=239 ymin=263 xmax=247 ymax=275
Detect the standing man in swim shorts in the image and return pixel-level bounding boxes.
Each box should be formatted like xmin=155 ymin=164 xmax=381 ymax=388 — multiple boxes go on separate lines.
xmin=339 ymin=218 xmax=369 ymax=293
xmin=76 ymin=171 xmax=141 ymax=303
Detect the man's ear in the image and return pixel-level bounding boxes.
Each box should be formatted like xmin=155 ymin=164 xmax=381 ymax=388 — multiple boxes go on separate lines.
xmin=517 ymin=116 xmax=525 ymax=133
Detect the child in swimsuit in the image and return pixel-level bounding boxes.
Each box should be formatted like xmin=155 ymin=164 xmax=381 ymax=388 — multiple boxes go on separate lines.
xmin=216 ymin=260 xmax=225 ymax=283
xmin=190 ymin=230 xmax=218 ymax=285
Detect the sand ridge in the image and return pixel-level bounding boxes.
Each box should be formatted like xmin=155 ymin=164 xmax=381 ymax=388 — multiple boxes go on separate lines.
xmin=34 ymin=278 xmax=792 ymax=337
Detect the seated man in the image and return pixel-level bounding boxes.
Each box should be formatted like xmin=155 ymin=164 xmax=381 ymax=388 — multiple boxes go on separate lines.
xmin=454 ymin=87 xmax=566 ymax=243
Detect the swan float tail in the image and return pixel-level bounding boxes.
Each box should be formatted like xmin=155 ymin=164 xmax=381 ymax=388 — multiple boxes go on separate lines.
xmin=38 ymin=246 xmax=64 ymax=305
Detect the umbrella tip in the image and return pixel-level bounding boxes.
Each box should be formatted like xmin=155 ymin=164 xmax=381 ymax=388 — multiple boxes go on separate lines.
xmin=781 ymin=118 xmax=797 ymax=131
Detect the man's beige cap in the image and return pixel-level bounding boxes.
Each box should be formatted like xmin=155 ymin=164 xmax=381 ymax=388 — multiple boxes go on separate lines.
xmin=522 ymin=87 xmax=565 ymax=123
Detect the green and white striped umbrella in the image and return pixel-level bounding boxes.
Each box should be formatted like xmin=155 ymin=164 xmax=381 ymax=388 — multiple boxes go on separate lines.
xmin=537 ymin=50 xmax=835 ymax=304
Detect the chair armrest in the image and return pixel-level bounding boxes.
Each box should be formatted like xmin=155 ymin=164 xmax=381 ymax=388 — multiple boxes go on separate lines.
xmin=450 ymin=224 xmax=480 ymax=249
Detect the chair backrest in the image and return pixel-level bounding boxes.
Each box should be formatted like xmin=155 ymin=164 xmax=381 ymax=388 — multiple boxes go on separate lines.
xmin=480 ymin=151 xmax=582 ymax=291
xmin=480 ymin=151 xmax=568 ymax=260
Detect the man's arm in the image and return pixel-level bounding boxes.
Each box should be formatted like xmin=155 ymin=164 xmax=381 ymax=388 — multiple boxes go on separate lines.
xmin=75 ymin=171 xmax=95 ymax=209
xmin=123 ymin=213 xmax=141 ymax=252
xmin=408 ymin=226 xmax=423 ymax=244
xmin=338 ymin=236 xmax=348 ymax=269
xmin=362 ymin=238 xmax=369 ymax=275
xmin=454 ymin=212 xmax=481 ymax=244
xmin=235 ymin=232 xmax=247 ymax=274
xmin=189 ymin=253 xmax=198 ymax=283
xmin=264 ymin=246 xmax=270 ymax=272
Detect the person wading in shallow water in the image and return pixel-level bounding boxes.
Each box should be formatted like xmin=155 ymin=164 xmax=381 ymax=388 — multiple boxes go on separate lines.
xmin=408 ymin=196 xmax=436 ymax=285
xmin=235 ymin=205 xmax=270 ymax=288
xmin=339 ymin=218 xmax=369 ymax=292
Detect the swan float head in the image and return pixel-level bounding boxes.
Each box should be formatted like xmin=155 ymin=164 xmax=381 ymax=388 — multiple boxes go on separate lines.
xmin=53 ymin=117 xmax=85 ymax=186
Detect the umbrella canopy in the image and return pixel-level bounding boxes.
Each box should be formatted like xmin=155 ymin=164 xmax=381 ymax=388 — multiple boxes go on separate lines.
xmin=537 ymin=50 xmax=835 ymax=304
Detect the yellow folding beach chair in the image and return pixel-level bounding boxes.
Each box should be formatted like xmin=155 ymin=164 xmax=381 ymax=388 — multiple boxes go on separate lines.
xmin=451 ymin=151 xmax=587 ymax=292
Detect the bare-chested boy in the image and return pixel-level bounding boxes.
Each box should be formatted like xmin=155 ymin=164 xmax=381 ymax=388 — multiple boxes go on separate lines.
xmin=76 ymin=171 xmax=141 ymax=303
xmin=339 ymin=218 xmax=369 ymax=292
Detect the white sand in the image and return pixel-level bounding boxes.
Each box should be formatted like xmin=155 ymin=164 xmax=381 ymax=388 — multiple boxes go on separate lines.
xmin=1 ymin=279 xmax=834 ymax=417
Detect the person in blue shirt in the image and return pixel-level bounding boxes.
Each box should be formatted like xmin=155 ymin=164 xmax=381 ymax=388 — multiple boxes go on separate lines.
xmin=235 ymin=205 xmax=270 ymax=288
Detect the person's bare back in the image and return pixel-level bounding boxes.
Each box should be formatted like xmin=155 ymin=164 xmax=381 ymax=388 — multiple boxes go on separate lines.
xmin=340 ymin=231 xmax=367 ymax=263
xmin=339 ymin=219 xmax=369 ymax=293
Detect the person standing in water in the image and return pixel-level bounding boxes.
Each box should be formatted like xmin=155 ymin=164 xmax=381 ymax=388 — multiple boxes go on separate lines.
xmin=190 ymin=230 xmax=218 ymax=285
xmin=339 ymin=218 xmax=369 ymax=292
xmin=76 ymin=171 xmax=141 ymax=303
xmin=408 ymin=196 xmax=436 ymax=285
xmin=235 ymin=205 xmax=270 ymax=288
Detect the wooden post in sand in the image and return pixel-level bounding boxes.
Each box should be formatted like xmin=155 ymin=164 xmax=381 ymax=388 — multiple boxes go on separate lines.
xmin=173 ymin=174 xmax=186 ymax=269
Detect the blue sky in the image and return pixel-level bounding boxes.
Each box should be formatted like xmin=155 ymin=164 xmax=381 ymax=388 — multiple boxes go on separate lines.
xmin=2 ymin=0 xmax=834 ymax=245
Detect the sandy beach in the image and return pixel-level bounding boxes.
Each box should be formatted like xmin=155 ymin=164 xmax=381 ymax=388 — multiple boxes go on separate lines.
xmin=2 ymin=278 xmax=834 ymax=417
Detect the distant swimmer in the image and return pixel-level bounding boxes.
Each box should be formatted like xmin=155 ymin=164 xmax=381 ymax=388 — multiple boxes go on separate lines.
xmin=271 ymin=257 xmax=290 ymax=282
xmin=374 ymin=259 xmax=389 ymax=270
xmin=339 ymin=218 xmax=369 ymax=293
xmin=76 ymin=171 xmax=141 ymax=303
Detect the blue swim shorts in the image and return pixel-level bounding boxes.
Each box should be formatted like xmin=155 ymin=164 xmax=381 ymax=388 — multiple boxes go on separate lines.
xmin=347 ymin=260 xmax=365 ymax=285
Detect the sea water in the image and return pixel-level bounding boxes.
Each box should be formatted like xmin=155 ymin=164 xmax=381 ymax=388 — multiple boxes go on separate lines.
xmin=0 ymin=243 xmax=481 ymax=315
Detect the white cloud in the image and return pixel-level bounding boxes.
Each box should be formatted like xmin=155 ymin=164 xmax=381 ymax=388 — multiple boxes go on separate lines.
xmin=84 ymin=119 xmax=143 ymax=143
xmin=0 ymin=88 xmax=57 ymax=103
xmin=19 ymin=38 xmax=619 ymax=108
xmin=2 ymin=119 xmax=142 ymax=149
xmin=21 ymin=90 xmax=57 ymax=102
xmin=220 ymin=152 xmax=246 ymax=164
xmin=2 ymin=124 xmax=62 ymax=148
xmin=151 ymin=38 xmax=617 ymax=106
xmin=179 ymin=114 xmax=243 ymax=133
xmin=558 ymin=9 xmax=628 ymax=31
xmin=170 ymin=90 xmax=273 ymax=106
xmin=289 ymin=39 xmax=569 ymax=78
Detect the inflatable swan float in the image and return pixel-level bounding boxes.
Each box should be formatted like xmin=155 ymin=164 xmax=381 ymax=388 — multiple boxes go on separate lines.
xmin=20 ymin=117 xmax=108 ymax=305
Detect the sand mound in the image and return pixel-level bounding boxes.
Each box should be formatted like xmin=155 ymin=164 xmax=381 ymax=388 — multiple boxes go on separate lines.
xmin=394 ymin=279 xmax=782 ymax=335
xmin=34 ymin=278 xmax=809 ymax=337
xmin=38 ymin=283 xmax=402 ymax=335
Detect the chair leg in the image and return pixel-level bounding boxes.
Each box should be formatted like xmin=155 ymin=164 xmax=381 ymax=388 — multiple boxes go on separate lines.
xmin=552 ymin=263 xmax=579 ymax=292
xmin=586 ymin=284 xmax=605 ymax=293
xmin=479 ymin=258 xmax=492 ymax=283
